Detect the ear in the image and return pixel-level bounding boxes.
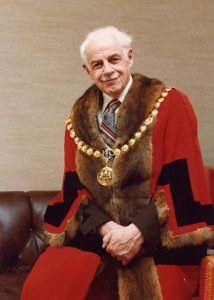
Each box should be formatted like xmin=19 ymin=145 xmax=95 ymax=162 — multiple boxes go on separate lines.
xmin=127 ymin=48 xmax=134 ymax=66
xmin=82 ymin=64 xmax=93 ymax=80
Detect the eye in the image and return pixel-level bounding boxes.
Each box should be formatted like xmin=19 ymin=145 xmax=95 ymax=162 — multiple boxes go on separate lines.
xmin=92 ymin=62 xmax=102 ymax=70
xmin=110 ymin=56 xmax=121 ymax=64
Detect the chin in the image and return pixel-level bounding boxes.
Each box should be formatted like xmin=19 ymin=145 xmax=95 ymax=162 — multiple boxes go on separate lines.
xmin=105 ymin=86 xmax=122 ymax=98
xmin=106 ymin=91 xmax=120 ymax=98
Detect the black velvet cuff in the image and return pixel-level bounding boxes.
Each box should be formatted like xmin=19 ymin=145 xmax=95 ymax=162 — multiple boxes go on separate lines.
xmin=132 ymin=202 xmax=161 ymax=251
xmin=66 ymin=229 xmax=105 ymax=256
xmin=79 ymin=201 xmax=112 ymax=237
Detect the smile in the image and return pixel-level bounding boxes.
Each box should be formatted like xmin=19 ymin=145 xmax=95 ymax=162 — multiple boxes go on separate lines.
xmin=103 ymin=77 xmax=119 ymax=83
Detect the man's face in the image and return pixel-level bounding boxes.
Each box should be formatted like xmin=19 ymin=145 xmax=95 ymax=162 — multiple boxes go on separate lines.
xmin=83 ymin=36 xmax=134 ymax=98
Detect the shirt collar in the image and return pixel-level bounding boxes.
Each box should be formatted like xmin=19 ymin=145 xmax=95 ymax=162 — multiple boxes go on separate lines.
xmin=102 ymin=75 xmax=133 ymax=113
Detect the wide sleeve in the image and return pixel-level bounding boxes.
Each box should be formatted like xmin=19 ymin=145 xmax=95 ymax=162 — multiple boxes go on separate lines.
xmin=132 ymin=202 xmax=161 ymax=250
xmin=44 ymin=128 xmax=92 ymax=241
xmin=151 ymin=88 xmax=214 ymax=247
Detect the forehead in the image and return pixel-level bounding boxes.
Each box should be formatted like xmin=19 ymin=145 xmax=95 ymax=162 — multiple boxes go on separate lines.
xmin=86 ymin=36 xmax=124 ymax=62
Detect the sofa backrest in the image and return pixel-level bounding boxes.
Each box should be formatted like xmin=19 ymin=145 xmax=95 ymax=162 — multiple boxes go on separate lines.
xmin=0 ymin=191 xmax=58 ymax=273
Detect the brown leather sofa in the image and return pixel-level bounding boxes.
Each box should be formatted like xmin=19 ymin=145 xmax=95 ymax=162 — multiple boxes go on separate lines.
xmin=0 ymin=191 xmax=58 ymax=300
xmin=0 ymin=188 xmax=213 ymax=300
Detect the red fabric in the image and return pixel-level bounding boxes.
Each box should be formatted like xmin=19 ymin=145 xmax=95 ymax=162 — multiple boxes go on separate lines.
xmin=157 ymin=265 xmax=200 ymax=300
xmin=21 ymin=247 xmax=100 ymax=300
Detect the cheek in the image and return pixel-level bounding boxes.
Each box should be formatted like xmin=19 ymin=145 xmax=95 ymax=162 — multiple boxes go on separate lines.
xmin=94 ymin=71 xmax=102 ymax=82
xmin=116 ymin=65 xmax=127 ymax=77
xmin=89 ymin=69 xmax=100 ymax=81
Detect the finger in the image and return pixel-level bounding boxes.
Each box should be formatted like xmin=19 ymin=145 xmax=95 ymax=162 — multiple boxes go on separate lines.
xmin=122 ymin=258 xmax=130 ymax=266
xmin=110 ymin=252 xmax=117 ymax=258
xmin=102 ymin=232 xmax=112 ymax=248
xmin=106 ymin=244 xmax=114 ymax=253
xmin=116 ymin=254 xmax=129 ymax=264
xmin=116 ymin=256 xmax=123 ymax=262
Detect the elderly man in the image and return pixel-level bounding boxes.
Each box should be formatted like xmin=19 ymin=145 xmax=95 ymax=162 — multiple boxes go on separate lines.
xmin=22 ymin=26 xmax=214 ymax=300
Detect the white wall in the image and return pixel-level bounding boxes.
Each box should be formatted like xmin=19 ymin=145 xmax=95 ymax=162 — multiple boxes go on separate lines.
xmin=0 ymin=0 xmax=213 ymax=191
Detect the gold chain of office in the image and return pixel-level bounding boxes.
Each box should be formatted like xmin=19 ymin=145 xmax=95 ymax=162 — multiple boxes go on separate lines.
xmin=65 ymin=87 xmax=172 ymax=186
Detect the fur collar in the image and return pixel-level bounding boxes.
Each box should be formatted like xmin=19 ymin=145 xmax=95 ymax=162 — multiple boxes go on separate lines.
xmin=71 ymin=73 xmax=164 ymax=150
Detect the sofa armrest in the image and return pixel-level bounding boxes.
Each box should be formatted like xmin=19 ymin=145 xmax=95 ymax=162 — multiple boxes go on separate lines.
xmin=199 ymin=254 xmax=214 ymax=299
xmin=0 ymin=191 xmax=58 ymax=273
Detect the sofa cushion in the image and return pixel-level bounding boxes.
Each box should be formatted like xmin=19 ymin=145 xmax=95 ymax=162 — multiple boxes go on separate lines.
xmin=0 ymin=272 xmax=29 ymax=300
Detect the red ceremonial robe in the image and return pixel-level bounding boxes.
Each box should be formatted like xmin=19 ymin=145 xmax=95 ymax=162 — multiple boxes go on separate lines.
xmin=21 ymin=75 xmax=214 ymax=300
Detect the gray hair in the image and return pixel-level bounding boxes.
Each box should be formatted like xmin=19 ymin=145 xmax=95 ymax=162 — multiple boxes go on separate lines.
xmin=80 ymin=26 xmax=133 ymax=64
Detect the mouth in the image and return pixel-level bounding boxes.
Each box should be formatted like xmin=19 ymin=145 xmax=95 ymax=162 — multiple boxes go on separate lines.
xmin=103 ymin=77 xmax=119 ymax=83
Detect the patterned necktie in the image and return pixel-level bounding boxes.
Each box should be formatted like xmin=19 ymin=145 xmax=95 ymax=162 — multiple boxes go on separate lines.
xmin=100 ymin=99 xmax=121 ymax=147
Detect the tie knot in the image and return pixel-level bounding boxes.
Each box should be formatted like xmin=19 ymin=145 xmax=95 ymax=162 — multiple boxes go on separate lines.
xmin=100 ymin=99 xmax=121 ymax=148
xmin=104 ymin=99 xmax=121 ymax=114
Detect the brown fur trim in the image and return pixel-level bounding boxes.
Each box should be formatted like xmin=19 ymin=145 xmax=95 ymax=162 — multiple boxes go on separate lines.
xmin=153 ymin=190 xmax=214 ymax=248
xmin=65 ymin=196 xmax=90 ymax=242
xmin=118 ymin=257 xmax=163 ymax=299
xmin=161 ymin=225 xmax=214 ymax=248
xmin=44 ymin=231 xmax=65 ymax=247
xmin=71 ymin=85 xmax=105 ymax=150
xmin=64 ymin=216 xmax=79 ymax=242
xmin=116 ymin=74 xmax=164 ymax=147
xmin=154 ymin=190 xmax=169 ymax=226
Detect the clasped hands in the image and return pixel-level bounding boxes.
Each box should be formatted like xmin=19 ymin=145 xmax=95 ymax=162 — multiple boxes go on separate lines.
xmin=98 ymin=221 xmax=144 ymax=266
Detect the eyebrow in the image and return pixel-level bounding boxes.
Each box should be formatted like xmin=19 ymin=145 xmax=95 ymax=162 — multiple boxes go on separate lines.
xmin=90 ymin=53 xmax=121 ymax=66
xmin=90 ymin=59 xmax=102 ymax=66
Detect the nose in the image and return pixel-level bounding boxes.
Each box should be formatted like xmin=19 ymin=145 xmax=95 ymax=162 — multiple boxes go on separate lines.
xmin=103 ymin=61 xmax=113 ymax=74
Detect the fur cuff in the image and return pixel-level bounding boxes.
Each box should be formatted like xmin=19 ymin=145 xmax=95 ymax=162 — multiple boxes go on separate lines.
xmin=44 ymin=196 xmax=90 ymax=247
xmin=154 ymin=189 xmax=169 ymax=226
xmin=44 ymin=231 xmax=66 ymax=247
xmin=162 ymin=226 xmax=214 ymax=248
xmin=154 ymin=189 xmax=214 ymax=248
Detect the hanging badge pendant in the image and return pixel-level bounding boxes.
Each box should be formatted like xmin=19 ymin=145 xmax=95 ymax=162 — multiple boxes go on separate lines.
xmin=97 ymin=166 xmax=113 ymax=186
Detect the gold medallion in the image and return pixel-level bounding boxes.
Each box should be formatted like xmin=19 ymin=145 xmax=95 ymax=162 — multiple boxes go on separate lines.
xmin=97 ymin=166 xmax=113 ymax=186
